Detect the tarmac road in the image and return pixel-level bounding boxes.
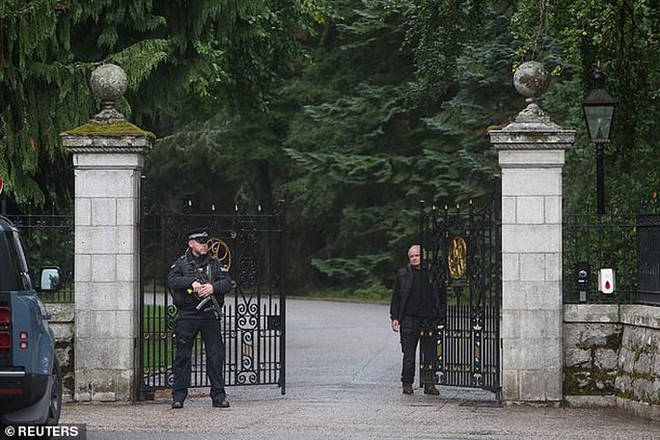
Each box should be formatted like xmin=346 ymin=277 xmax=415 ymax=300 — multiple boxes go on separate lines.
xmin=59 ymin=299 xmax=659 ymax=440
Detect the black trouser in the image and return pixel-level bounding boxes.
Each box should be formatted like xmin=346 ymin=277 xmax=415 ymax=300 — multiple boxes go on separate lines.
xmin=172 ymin=318 xmax=226 ymax=403
xmin=399 ymin=316 xmax=437 ymax=386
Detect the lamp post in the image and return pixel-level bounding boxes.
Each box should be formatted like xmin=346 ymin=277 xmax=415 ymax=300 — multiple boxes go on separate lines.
xmin=582 ymin=68 xmax=616 ymax=215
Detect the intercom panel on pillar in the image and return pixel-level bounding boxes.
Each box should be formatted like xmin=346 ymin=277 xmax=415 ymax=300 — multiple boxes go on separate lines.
xmin=575 ymin=262 xmax=590 ymax=302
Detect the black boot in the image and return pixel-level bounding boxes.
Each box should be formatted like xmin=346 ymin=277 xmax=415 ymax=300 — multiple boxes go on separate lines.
xmin=423 ymin=384 xmax=439 ymax=395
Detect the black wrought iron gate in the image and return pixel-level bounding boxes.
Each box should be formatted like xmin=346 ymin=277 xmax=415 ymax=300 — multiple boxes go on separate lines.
xmin=419 ymin=200 xmax=501 ymax=400
xmin=138 ymin=202 xmax=285 ymax=399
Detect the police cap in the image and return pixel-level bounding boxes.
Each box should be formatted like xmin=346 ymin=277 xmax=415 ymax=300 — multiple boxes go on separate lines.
xmin=186 ymin=228 xmax=209 ymax=243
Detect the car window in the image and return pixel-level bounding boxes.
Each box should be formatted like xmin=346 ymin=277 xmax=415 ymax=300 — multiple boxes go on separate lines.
xmin=0 ymin=231 xmax=22 ymax=291
xmin=11 ymin=231 xmax=32 ymax=290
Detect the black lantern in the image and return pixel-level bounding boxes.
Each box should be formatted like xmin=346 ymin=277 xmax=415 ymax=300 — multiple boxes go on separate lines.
xmin=582 ymin=68 xmax=616 ymax=215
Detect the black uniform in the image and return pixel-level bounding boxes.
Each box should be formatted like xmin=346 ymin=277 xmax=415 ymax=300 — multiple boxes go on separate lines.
xmin=390 ymin=263 xmax=444 ymax=386
xmin=167 ymin=249 xmax=232 ymax=405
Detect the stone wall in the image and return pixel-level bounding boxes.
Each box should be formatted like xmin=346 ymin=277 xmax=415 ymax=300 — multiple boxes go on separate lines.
xmin=47 ymin=303 xmax=75 ymax=402
xmin=564 ymin=304 xmax=660 ymax=421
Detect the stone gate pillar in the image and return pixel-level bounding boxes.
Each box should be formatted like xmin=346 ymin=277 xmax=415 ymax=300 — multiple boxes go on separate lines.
xmin=489 ymin=62 xmax=575 ymax=403
xmin=60 ymin=64 xmax=154 ymax=402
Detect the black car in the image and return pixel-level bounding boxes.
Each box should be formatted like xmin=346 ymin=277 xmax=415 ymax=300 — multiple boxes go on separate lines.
xmin=0 ymin=215 xmax=62 ymax=429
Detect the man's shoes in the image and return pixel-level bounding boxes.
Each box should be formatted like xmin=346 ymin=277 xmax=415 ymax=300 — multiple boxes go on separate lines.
xmin=171 ymin=401 xmax=183 ymax=409
xmin=212 ymin=400 xmax=230 ymax=408
xmin=402 ymin=383 xmax=413 ymax=395
xmin=423 ymin=384 xmax=439 ymax=395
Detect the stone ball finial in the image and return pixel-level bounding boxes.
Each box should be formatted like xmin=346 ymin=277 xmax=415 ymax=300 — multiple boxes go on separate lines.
xmin=513 ymin=61 xmax=550 ymax=101
xmin=89 ymin=63 xmax=127 ymax=124
xmin=90 ymin=64 xmax=127 ymax=101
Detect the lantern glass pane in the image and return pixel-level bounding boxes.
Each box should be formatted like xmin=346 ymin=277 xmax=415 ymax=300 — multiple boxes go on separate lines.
xmin=584 ymin=105 xmax=614 ymax=141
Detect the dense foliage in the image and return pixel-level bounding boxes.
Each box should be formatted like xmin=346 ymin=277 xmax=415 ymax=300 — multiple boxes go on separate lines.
xmin=0 ymin=0 xmax=327 ymax=205
xmin=511 ymin=0 xmax=659 ymax=213
xmin=2 ymin=0 xmax=657 ymax=297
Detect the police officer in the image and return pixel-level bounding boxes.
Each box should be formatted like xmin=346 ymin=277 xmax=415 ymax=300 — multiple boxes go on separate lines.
xmin=167 ymin=228 xmax=232 ymax=409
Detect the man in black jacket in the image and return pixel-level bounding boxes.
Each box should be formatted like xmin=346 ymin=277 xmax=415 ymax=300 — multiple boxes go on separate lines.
xmin=390 ymin=244 xmax=443 ymax=395
xmin=167 ymin=228 xmax=232 ymax=409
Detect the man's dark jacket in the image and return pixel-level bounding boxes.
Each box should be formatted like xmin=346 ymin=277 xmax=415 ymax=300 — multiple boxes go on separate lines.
xmin=167 ymin=250 xmax=232 ymax=319
xmin=390 ymin=264 xmax=444 ymax=321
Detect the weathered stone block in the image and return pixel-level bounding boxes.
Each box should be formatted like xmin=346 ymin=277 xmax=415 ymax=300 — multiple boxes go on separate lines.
xmin=91 ymin=198 xmax=116 ymax=226
xmin=594 ymin=348 xmax=618 ymax=371
xmin=502 ymin=224 xmax=561 ymax=253
xmin=116 ymin=196 xmax=138 ymax=226
xmin=75 ymin=281 xmax=134 ymax=310
xmin=502 ymin=196 xmax=516 ymax=225
xmin=520 ymin=370 xmax=562 ymax=401
xmin=505 ymin=338 xmax=562 ymax=370
xmin=517 ymin=197 xmax=545 ymax=224
xmin=115 ymin=310 xmax=135 ymax=336
xmin=502 ymin=253 xmax=520 ymax=282
xmin=501 ymin=168 xmax=562 ymax=197
xmin=563 ymin=304 xmax=620 ymax=324
xmin=526 ymin=283 xmax=562 ymax=309
xmin=116 ymin=254 xmax=136 ymax=281
xmin=74 ymin=169 xmax=139 ymax=198
xmin=50 ymin=321 xmax=74 ymax=342
xmin=91 ymin=254 xmax=117 ymax=282
xmin=519 ymin=253 xmax=545 ymax=281
xmin=76 ymin=225 xmax=135 ymax=254
xmin=631 ymin=378 xmax=655 ymax=401
xmin=497 ymin=149 xmax=567 ymax=167
xmin=93 ymin=310 xmax=118 ymax=338
xmin=544 ymin=253 xmax=561 ymax=281
xmin=503 ymin=370 xmax=519 ymax=401
xmin=76 ymin=337 xmax=132 ymax=370
xmin=619 ymin=347 xmax=635 ymax=374
xmin=580 ymin=323 xmax=620 ymax=347
xmin=47 ymin=303 xmax=75 ymax=322
xmin=72 ymin=152 xmax=145 ymax=169
xmin=564 ymin=347 xmax=591 ymax=367
xmin=74 ymin=254 xmax=92 ymax=282
xmin=519 ymin=309 xmax=561 ymax=339
xmin=563 ymin=323 xmax=583 ymax=348
xmin=501 ymin=310 xmax=521 ymax=339
xmin=635 ymin=353 xmax=653 ymax=375
xmin=544 ymin=196 xmax=561 ymax=224
xmin=74 ymin=198 xmax=91 ymax=226
xmin=621 ymin=305 xmax=660 ymax=329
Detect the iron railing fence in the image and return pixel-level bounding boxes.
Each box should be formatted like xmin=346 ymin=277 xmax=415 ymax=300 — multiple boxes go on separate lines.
xmin=563 ymin=199 xmax=659 ymax=305
xmin=563 ymin=211 xmax=637 ymax=304
xmin=637 ymin=199 xmax=660 ymax=305
xmin=3 ymin=205 xmax=74 ymax=303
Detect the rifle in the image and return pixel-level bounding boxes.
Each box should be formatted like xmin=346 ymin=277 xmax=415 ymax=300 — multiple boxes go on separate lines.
xmin=188 ymin=262 xmax=222 ymax=320
xmin=195 ymin=294 xmax=222 ymax=320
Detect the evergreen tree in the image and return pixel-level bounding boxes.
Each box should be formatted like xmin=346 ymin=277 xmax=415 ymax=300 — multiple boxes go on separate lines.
xmin=0 ymin=0 xmax=328 ymax=207
xmin=275 ymin=1 xmax=519 ymax=294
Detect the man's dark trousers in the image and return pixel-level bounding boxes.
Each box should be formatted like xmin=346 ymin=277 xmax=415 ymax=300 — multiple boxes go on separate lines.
xmin=172 ymin=318 xmax=226 ymax=403
xmin=399 ymin=316 xmax=436 ymax=385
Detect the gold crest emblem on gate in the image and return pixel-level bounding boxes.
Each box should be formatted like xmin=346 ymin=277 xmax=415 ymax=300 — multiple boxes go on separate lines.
xmin=208 ymin=237 xmax=232 ymax=270
xmin=448 ymin=236 xmax=467 ymax=279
